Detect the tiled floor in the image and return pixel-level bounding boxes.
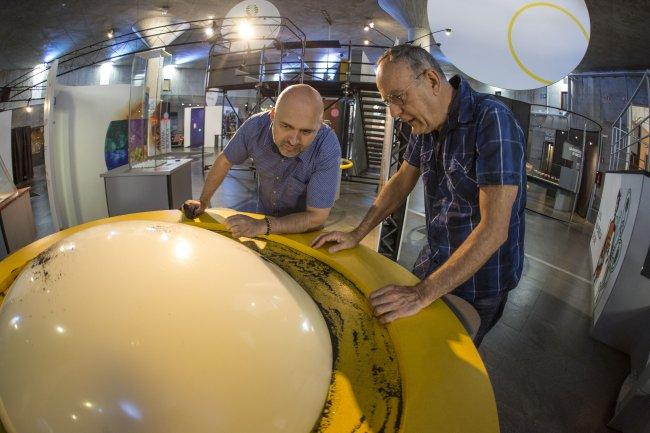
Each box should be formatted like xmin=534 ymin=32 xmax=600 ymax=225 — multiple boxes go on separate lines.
xmin=27 ymin=154 xmax=629 ymax=432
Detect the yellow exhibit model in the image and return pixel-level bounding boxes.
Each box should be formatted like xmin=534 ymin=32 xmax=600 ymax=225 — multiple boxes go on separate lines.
xmin=0 ymin=209 xmax=499 ymax=433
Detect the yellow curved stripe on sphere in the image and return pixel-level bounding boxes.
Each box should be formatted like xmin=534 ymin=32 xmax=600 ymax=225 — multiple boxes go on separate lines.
xmin=508 ymin=2 xmax=590 ymax=85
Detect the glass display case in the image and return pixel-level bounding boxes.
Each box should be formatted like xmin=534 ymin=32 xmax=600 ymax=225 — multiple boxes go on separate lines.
xmin=0 ymin=153 xmax=17 ymax=204
xmin=526 ymin=105 xmax=601 ymax=222
xmin=128 ymin=49 xmax=173 ymax=168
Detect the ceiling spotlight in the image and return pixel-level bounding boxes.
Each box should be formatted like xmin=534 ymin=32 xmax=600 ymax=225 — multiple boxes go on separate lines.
xmin=107 ymin=28 xmax=114 ymax=39
xmin=363 ymin=25 xmax=370 ymax=32
xmin=445 ymin=28 xmax=452 ymax=36
xmin=237 ymin=20 xmax=255 ymax=40
xmin=205 ymin=21 xmax=216 ymax=37
xmin=161 ymin=6 xmax=169 ymax=15
xmin=25 ymin=100 xmax=32 ymax=113
xmin=368 ymin=21 xmax=375 ymax=28
xmin=363 ymin=39 xmax=370 ymax=45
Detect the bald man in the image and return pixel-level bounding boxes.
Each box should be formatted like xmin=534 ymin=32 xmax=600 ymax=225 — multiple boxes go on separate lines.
xmin=183 ymin=84 xmax=342 ymax=238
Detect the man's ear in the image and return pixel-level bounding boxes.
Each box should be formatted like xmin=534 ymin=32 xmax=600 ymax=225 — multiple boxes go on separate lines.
xmin=269 ymin=107 xmax=275 ymax=120
xmin=426 ymin=69 xmax=442 ymax=95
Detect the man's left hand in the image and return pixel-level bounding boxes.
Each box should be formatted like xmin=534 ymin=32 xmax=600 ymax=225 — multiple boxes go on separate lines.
xmin=369 ymin=284 xmax=430 ymax=324
xmin=224 ymin=215 xmax=266 ymax=238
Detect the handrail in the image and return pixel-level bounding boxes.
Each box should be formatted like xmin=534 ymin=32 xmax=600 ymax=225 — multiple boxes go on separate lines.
xmin=610 ymin=70 xmax=650 ymax=126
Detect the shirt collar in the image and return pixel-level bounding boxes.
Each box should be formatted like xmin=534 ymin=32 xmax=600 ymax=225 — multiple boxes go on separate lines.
xmin=296 ymin=126 xmax=325 ymax=162
xmin=446 ymin=75 xmax=476 ymax=130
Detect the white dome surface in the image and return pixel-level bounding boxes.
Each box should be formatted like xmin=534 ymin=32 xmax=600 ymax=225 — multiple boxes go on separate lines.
xmin=0 ymin=221 xmax=332 ymax=433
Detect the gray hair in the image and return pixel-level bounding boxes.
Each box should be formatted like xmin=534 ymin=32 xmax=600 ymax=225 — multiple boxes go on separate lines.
xmin=376 ymin=44 xmax=445 ymax=78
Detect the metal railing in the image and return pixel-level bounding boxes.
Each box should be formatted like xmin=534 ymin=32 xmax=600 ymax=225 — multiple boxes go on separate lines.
xmin=608 ymin=70 xmax=650 ymax=172
xmin=0 ymin=16 xmax=306 ymax=106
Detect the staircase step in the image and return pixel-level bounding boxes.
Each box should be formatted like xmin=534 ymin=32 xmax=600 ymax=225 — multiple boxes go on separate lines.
xmin=363 ymin=114 xmax=387 ymax=120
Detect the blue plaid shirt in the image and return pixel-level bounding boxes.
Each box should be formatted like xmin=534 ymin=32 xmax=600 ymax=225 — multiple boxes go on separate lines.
xmin=224 ymin=112 xmax=341 ymax=216
xmin=405 ymin=76 xmax=526 ymax=302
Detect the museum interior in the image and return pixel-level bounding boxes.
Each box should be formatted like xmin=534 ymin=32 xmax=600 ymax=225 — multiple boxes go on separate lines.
xmin=0 ymin=0 xmax=648 ymax=432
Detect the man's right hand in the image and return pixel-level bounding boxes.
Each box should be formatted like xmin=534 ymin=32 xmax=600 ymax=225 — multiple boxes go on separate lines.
xmin=310 ymin=230 xmax=362 ymax=253
xmin=182 ymin=200 xmax=206 ymax=219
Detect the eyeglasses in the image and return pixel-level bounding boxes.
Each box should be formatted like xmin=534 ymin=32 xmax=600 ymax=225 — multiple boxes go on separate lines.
xmin=381 ymin=70 xmax=427 ymax=107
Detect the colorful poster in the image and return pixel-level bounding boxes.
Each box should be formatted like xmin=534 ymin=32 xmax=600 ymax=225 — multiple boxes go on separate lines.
xmin=160 ymin=112 xmax=171 ymax=154
xmin=104 ymin=120 xmax=128 ymax=170
xmin=190 ymin=108 xmax=205 ymax=148
xmin=590 ymin=173 xmax=642 ymax=314
xmin=128 ymin=118 xmax=147 ymax=165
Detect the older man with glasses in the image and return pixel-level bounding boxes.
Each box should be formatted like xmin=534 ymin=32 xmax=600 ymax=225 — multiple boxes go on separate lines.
xmin=312 ymin=44 xmax=526 ymax=346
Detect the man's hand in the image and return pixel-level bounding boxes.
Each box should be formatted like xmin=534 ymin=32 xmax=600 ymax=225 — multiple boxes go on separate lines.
xmin=369 ymin=284 xmax=430 ymax=324
xmin=224 ymin=214 xmax=266 ymax=238
xmin=182 ymin=200 xmax=206 ymax=219
xmin=310 ymin=230 xmax=361 ymax=253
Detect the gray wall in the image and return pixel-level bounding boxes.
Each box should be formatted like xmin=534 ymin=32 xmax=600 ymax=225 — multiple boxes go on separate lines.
xmin=569 ymin=73 xmax=648 ymax=170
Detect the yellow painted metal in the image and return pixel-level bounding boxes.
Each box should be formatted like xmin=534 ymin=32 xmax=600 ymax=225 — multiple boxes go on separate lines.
xmin=0 ymin=209 xmax=499 ymax=433
xmin=340 ymin=158 xmax=354 ymax=171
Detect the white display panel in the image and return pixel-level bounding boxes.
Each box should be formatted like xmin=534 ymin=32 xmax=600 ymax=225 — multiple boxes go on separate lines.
xmin=49 ymin=84 xmax=131 ymax=228
xmin=589 ymin=173 xmax=642 ymax=315
xmin=428 ymin=0 xmax=590 ymax=90
xmin=203 ymin=105 xmax=223 ymax=148
xmin=0 ymin=111 xmax=13 ymax=183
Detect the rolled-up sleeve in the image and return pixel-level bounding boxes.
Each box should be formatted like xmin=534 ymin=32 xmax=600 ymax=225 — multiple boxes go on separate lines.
xmin=306 ymin=131 xmax=342 ymax=209
xmin=475 ymin=107 xmax=525 ymax=186
xmin=223 ymin=117 xmax=254 ymax=165
xmin=403 ymin=134 xmax=422 ymax=168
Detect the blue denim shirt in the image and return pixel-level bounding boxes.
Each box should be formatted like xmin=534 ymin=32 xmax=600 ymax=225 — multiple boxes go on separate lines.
xmin=405 ymin=76 xmax=527 ymax=302
xmin=224 ymin=112 xmax=341 ymax=216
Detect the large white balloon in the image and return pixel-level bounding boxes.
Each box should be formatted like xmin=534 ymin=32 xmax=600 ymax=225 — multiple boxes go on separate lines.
xmin=222 ymin=0 xmax=282 ymax=52
xmin=428 ymin=0 xmax=590 ymax=90
xmin=0 ymin=221 xmax=332 ymax=433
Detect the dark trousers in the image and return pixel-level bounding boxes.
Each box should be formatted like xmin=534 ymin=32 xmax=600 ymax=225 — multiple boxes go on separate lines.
xmin=472 ymin=291 xmax=509 ymax=347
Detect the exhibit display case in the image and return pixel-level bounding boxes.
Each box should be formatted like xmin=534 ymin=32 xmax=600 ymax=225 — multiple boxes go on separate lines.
xmin=128 ymin=49 xmax=173 ymax=168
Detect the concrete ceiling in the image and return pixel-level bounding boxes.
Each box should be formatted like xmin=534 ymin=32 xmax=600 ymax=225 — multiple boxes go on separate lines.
xmin=0 ymin=0 xmax=647 ymax=73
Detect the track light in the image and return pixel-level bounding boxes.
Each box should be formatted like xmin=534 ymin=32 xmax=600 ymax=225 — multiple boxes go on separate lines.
xmin=205 ymin=21 xmax=216 ymax=37
xmin=161 ymin=6 xmax=168 ymax=15
xmin=445 ymin=28 xmax=452 ymax=36
xmin=107 ymin=28 xmax=114 ymax=39
xmin=363 ymin=25 xmax=370 ymax=32
xmin=363 ymin=39 xmax=370 ymax=45
xmin=368 ymin=22 xmax=375 ymax=28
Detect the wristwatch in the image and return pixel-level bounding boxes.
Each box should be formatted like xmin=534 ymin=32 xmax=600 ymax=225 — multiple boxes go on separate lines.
xmin=264 ymin=216 xmax=271 ymax=236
